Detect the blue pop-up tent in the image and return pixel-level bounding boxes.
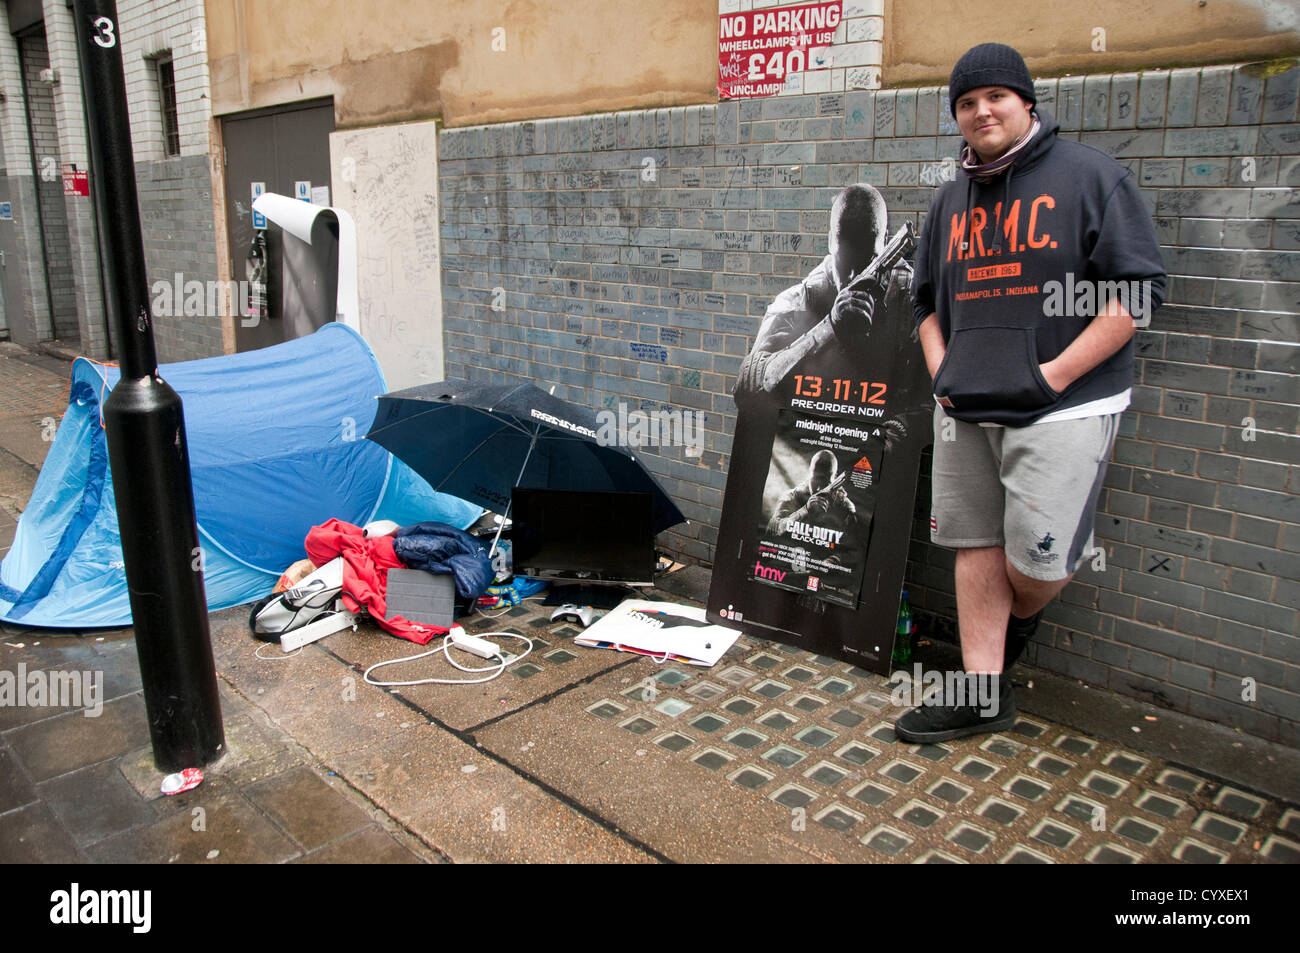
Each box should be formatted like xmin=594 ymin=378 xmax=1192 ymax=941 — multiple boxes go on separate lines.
xmin=0 ymin=323 xmax=480 ymax=628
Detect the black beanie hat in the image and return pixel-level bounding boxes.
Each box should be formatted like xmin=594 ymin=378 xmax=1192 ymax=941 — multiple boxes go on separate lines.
xmin=948 ymin=43 xmax=1036 ymax=117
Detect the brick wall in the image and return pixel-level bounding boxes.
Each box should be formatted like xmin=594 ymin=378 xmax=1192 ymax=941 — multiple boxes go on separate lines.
xmin=118 ymin=0 xmax=212 ymax=164
xmin=44 ymin=0 xmax=112 ymax=358
xmin=138 ymin=154 xmax=222 ymax=362
xmin=18 ymin=31 xmax=78 ymax=345
xmin=119 ymin=0 xmax=222 ymax=362
xmin=0 ymin=8 xmax=44 ymax=348
xmin=0 ymin=2 xmax=217 ymax=359
xmin=437 ymin=61 xmax=1300 ymax=745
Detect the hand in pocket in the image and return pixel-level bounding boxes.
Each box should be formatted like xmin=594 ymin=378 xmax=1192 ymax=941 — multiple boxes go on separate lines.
xmin=1038 ymin=361 xmax=1066 ymax=396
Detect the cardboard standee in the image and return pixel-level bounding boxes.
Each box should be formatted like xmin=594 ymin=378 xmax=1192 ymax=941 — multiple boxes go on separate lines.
xmin=706 ymin=214 xmax=933 ymax=675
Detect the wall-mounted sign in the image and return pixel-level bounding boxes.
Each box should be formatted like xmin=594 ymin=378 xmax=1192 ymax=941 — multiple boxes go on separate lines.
xmin=0 ymin=202 xmax=12 ymax=221
xmin=294 ymin=180 xmax=311 ymax=202
xmin=717 ymin=0 xmax=841 ymax=99
xmin=251 ymin=182 xmax=266 ymax=229
xmin=62 ymin=164 xmax=89 ymax=197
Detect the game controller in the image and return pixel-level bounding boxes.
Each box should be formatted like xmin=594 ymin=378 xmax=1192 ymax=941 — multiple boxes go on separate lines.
xmin=550 ymin=604 xmax=595 ymax=627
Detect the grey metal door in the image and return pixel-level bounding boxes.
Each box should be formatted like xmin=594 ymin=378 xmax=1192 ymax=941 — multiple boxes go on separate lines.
xmin=221 ymin=98 xmax=335 ymax=352
xmin=0 ymin=174 xmax=24 ymax=339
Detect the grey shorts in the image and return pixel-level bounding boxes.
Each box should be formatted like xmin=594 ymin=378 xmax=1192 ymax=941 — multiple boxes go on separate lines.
xmin=929 ymin=406 xmax=1120 ymax=581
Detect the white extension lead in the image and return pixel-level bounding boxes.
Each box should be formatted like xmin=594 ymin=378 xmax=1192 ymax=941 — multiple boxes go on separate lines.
xmin=362 ymin=625 xmax=534 ymax=687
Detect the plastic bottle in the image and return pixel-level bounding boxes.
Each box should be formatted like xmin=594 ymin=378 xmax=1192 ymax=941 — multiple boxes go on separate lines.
xmin=892 ymin=590 xmax=914 ymax=665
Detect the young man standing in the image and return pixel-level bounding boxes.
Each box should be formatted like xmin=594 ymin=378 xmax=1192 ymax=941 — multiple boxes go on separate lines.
xmin=895 ymin=43 xmax=1167 ymax=743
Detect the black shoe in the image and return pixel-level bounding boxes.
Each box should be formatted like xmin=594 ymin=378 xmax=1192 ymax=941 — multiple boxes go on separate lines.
xmin=894 ymin=674 xmax=1016 ymax=744
xmin=1003 ymin=611 xmax=1042 ymax=670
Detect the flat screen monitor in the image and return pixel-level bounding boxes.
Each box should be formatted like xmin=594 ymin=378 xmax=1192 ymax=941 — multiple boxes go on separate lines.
xmin=510 ymin=487 xmax=655 ymax=586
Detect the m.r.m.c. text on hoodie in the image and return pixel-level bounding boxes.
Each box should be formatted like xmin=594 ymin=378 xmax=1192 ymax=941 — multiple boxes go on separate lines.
xmin=913 ymin=110 xmax=1167 ymax=426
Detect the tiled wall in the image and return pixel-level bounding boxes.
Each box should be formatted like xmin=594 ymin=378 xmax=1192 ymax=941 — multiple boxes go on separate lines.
xmin=18 ymin=32 xmax=78 ymax=344
xmin=119 ymin=0 xmax=213 ymax=165
xmin=118 ymin=0 xmax=221 ymax=362
xmin=0 ymin=5 xmax=49 ymax=348
xmin=0 ymin=0 xmax=219 ymax=361
xmin=138 ymin=155 xmax=222 ymax=362
xmin=438 ymin=62 xmax=1300 ymax=746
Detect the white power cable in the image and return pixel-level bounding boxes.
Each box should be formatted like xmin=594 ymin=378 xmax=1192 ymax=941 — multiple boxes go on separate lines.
xmin=363 ymin=630 xmax=534 ymax=687
xmin=254 ymin=642 xmax=303 ymax=661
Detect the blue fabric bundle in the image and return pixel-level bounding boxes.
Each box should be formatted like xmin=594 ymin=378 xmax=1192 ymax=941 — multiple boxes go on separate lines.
xmin=392 ymin=521 xmax=494 ymax=600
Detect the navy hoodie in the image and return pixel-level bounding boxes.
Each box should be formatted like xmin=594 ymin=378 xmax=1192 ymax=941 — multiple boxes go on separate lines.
xmin=913 ymin=110 xmax=1167 ymax=426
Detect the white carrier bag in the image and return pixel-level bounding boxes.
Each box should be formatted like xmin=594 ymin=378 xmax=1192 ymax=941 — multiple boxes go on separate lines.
xmin=249 ymin=557 xmax=348 ymax=641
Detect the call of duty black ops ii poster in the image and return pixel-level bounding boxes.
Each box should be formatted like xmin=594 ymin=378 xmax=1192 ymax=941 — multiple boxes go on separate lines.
xmin=754 ymin=409 xmax=884 ymax=609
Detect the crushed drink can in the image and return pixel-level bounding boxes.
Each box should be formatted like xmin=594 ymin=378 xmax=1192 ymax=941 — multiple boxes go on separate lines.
xmin=160 ymin=767 xmax=204 ymax=796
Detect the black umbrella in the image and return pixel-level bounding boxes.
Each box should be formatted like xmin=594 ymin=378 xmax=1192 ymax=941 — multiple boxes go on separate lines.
xmin=366 ymin=381 xmax=687 ymax=545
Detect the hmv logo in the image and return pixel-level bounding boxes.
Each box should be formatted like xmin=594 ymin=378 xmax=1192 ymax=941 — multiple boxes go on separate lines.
xmin=754 ymin=562 xmax=785 ymax=582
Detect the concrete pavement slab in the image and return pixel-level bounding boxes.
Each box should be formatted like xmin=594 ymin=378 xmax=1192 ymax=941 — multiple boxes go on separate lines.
xmin=5 ymin=694 xmax=148 ymax=782
xmin=295 ymin=824 xmax=430 ymax=864
xmin=117 ymin=748 xmax=251 ymax=816
xmin=315 ymin=602 xmax=631 ymax=732
xmin=472 ymin=645 xmax=890 ymax=862
xmin=191 ymin=700 xmax=312 ymax=789
xmin=0 ymin=682 xmax=93 ymax=733
xmin=209 ymin=610 xmax=421 ymax=756
xmin=0 ymin=417 xmax=58 ymax=471
xmin=0 ymin=513 xmax=16 ymax=559
xmin=474 ymin=633 xmax=1295 ymax=863
xmin=116 ymin=688 xmax=310 ymax=804
xmin=326 ymin=727 xmax=655 ymax=863
xmin=0 ymin=345 xmax=70 ymax=420
xmin=211 ymin=609 xmax=649 ymax=861
xmin=37 ymin=759 xmax=159 ymax=847
xmin=0 ymin=802 xmax=86 ymax=863
xmin=0 ymin=345 xmax=68 ymax=528
xmin=0 ymin=448 xmax=35 ymax=521
xmin=220 ymin=648 xmax=418 ymax=756
xmin=243 ymin=765 xmax=373 ymax=851
xmin=85 ymin=792 xmax=302 ymax=864
xmin=0 ymin=741 xmax=37 ymax=813
xmin=0 ymin=634 xmax=101 ymax=668
xmin=400 ymin=760 xmax=658 ymax=864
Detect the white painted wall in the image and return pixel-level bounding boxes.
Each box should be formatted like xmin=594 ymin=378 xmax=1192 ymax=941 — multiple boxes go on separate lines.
xmin=329 ymin=119 xmax=444 ymax=391
xmin=117 ymin=0 xmax=212 ymax=162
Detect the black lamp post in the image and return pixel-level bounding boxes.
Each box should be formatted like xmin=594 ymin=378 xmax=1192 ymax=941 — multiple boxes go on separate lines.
xmin=71 ymin=0 xmax=224 ymax=770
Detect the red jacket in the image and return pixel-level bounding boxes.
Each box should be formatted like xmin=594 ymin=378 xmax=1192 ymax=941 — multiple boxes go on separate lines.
xmin=304 ymin=519 xmax=446 ymax=645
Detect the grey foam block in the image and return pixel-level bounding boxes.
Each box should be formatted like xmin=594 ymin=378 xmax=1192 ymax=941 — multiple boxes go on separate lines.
xmin=386 ymin=569 xmax=458 ymax=627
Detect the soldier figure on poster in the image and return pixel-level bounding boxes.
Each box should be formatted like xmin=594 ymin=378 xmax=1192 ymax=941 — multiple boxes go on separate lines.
xmin=709 ymin=184 xmax=933 ymax=670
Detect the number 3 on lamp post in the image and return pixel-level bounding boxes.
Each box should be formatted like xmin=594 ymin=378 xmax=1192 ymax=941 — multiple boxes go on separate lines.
xmin=92 ymin=16 xmax=116 ymax=48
